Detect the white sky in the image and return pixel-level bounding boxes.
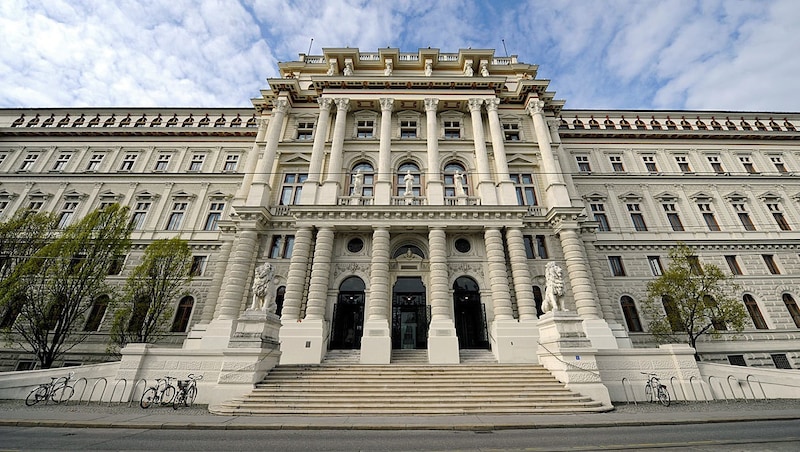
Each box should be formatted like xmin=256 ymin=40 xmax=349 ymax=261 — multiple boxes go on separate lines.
xmin=1 ymin=0 xmax=798 ymax=111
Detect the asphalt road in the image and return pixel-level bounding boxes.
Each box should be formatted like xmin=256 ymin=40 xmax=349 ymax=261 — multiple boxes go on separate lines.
xmin=1 ymin=419 xmax=799 ymax=451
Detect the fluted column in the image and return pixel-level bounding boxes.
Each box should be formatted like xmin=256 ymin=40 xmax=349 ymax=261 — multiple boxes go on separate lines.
xmin=235 ymin=117 xmax=269 ymax=202
xmin=526 ymin=98 xmax=570 ymax=208
xmin=368 ymin=227 xmax=391 ymax=321
xmin=425 ymin=98 xmax=443 ymax=205
xmin=247 ymin=98 xmax=289 ymax=206
xmin=375 ymin=98 xmax=394 ymax=204
xmin=280 ymin=227 xmax=313 ymax=322
xmin=505 ymin=228 xmax=537 ymax=321
xmin=217 ymin=230 xmax=259 ymax=320
xmin=304 ymin=227 xmax=334 ymax=320
xmin=469 ymin=98 xmax=497 ymax=204
xmin=485 ymin=228 xmax=514 ymax=321
xmin=307 ymin=98 xmax=333 ymax=183
xmin=324 ymin=98 xmax=350 ymax=184
xmin=558 ymin=227 xmax=601 ymax=319
xmin=428 ymin=228 xmax=451 ymax=321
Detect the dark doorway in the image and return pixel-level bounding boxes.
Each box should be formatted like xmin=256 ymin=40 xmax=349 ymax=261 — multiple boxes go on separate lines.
xmin=392 ymin=277 xmax=428 ymax=349
xmin=453 ymin=276 xmax=489 ymax=349
xmin=330 ymin=276 xmax=365 ymax=349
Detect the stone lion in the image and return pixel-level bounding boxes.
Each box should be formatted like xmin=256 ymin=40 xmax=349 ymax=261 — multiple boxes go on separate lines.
xmin=542 ymin=262 xmax=566 ymax=313
xmin=249 ymin=263 xmax=276 ymax=312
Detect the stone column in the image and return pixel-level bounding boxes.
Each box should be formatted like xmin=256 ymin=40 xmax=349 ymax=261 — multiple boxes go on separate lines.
xmin=217 ymin=229 xmax=259 ymax=320
xmin=424 ymin=98 xmax=443 ymax=205
xmin=319 ymin=98 xmax=350 ymax=204
xmin=485 ymin=98 xmax=516 ymax=205
xmin=300 ymin=98 xmax=333 ymax=204
xmin=280 ymin=227 xmax=314 ymax=322
xmin=526 ymin=98 xmax=570 ymax=208
xmin=361 ymin=227 xmax=391 ymax=363
xmin=468 ymin=98 xmax=497 ymax=204
xmin=304 ymin=227 xmax=334 ymax=320
xmin=374 ymin=98 xmax=394 ymax=204
xmin=247 ymin=98 xmax=290 ymax=206
xmin=484 ymin=228 xmax=513 ymax=321
xmin=427 ymin=227 xmax=459 ymax=363
xmin=505 ymin=228 xmax=537 ymax=321
xmin=235 ymin=117 xmax=269 ymax=202
xmin=206 ymin=237 xmax=234 ymax=322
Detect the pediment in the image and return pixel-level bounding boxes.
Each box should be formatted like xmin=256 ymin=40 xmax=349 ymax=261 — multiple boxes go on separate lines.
xmin=758 ymin=191 xmax=782 ymax=201
xmin=171 ymin=190 xmax=196 ymax=200
xmin=617 ymin=191 xmax=642 ymax=202
xmin=724 ymin=191 xmax=748 ymax=201
xmin=582 ymin=192 xmax=607 ymax=201
xmin=134 ymin=190 xmax=159 ymax=200
xmin=507 ymin=154 xmax=537 ymax=165
xmin=653 ymin=191 xmax=678 ymax=201
xmin=689 ymin=191 xmax=713 ymax=201
xmin=282 ymin=153 xmax=311 ymax=164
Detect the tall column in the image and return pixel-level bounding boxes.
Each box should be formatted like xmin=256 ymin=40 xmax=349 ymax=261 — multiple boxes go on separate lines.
xmin=526 ymin=98 xmax=570 ymax=208
xmin=247 ymin=98 xmax=290 ymax=206
xmin=424 ymin=98 xmax=443 ymax=205
xmin=280 ymin=227 xmax=313 ymax=322
xmin=319 ymin=98 xmax=350 ymax=204
xmin=361 ymin=227 xmax=391 ymax=364
xmin=235 ymin=117 xmax=269 ymax=202
xmin=304 ymin=227 xmax=334 ymax=320
xmin=468 ymin=98 xmax=497 ymax=204
xmin=484 ymin=228 xmax=513 ymax=321
xmin=505 ymin=228 xmax=537 ymax=321
xmin=300 ymin=98 xmax=333 ymax=204
xmin=217 ymin=229 xmax=259 ymax=320
xmin=485 ymin=98 xmax=517 ymax=205
xmin=427 ymin=227 xmax=459 ymax=363
xmin=374 ymin=98 xmax=394 ymax=204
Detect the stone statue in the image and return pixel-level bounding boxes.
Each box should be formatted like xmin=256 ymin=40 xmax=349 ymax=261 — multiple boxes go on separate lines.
xmin=352 ymin=169 xmax=363 ymax=196
xmin=424 ymin=61 xmax=432 ymax=77
xmin=326 ymin=60 xmax=336 ymax=76
xmin=249 ymin=263 xmax=276 ymax=312
xmin=480 ymin=61 xmax=490 ymax=77
xmin=464 ymin=61 xmax=474 ymax=77
xmin=403 ymin=170 xmax=414 ymax=196
xmin=454 ymin=170 xmax=465 ymax=196
xmin=343 ymin=61 xmax=354 ymax=76
xmin=542 ymin=262 xmax=566 ymax=313
xmin=384 ymin=61 xmax=393 ymax=76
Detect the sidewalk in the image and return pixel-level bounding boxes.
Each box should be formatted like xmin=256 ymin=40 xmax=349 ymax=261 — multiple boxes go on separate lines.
xmin=1 ymin=399 xmax=798 ymax=431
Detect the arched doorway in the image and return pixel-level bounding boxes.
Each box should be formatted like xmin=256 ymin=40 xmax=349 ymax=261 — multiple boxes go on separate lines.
xmin=392 ymin=276 xmax=428 ymax=349
xmin=330 ymin=276 xmax=365 ymax=349
xmin=453 ymin=276 xmax=489 ymax=349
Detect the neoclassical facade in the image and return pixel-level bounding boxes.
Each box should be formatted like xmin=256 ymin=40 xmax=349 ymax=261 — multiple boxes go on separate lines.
xmin=1 ymin=47 xmax=799 ymax=374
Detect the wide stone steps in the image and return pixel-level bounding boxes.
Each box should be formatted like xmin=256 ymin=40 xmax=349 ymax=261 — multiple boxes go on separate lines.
xmin=212 ymin=360 xmax=609 ymax=416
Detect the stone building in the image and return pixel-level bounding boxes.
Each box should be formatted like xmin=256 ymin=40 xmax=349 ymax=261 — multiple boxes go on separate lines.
xmin=1 ymin=47 xmax=799 ymax=378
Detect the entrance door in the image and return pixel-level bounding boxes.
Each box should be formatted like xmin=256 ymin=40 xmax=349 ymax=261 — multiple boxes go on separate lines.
xmin=391 ymin=277 xmax=428 ymax=349
xmin=330 ymin=276 xmax=365 ymax=350
xmin=453 ymin=276 xmax=489 ymax=349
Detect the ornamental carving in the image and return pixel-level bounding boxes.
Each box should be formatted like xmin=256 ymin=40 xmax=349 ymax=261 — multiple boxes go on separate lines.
xmin=333 ymin=262 xmax=370 ymax=280
xmin=317 ymin=98 xmax=333 ymax=111
xmin=448 ymin=262 xmax=484 ymax=279
xmin=526 ymin=99 xmax=545 ymax=116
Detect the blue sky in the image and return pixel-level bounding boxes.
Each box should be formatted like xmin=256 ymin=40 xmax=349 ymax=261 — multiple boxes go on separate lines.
xmin=1 ymin=0 xmax=798 ymax=111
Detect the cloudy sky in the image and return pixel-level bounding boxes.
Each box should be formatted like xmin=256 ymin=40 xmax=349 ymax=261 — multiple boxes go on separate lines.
xmin=1 ymin=0 xmax=798 ymax=112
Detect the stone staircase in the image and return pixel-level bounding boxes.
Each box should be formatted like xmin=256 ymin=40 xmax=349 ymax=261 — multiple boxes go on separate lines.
xmin=211 ymin=350 xmax=610 ymax=416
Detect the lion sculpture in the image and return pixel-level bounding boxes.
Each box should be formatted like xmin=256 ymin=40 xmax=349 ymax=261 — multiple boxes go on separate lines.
xmin=249 ymin=263 xmax=276 ymax=313
xmin=542 ymin=262 xmax=566 ymax=313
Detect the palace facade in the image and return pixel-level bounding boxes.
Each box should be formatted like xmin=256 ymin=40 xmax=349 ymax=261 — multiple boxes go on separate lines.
xmin=1 ymin=47 xmax=799 ymax=375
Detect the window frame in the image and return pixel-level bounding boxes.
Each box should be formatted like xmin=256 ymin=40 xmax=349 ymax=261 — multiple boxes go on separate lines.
xmin=608 ymin=256 xmax=626 ymax=276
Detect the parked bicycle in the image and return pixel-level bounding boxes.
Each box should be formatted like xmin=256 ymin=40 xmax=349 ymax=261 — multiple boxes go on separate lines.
xmin=172 ymin=374 xmax=203 ymax=410
xmin=642 ymin=372 xmax=670 ymax=406
xmin=25 ymin=371 xmax=75 ymax=406
xmin=140 ymin=376 xmax=177 ymax=408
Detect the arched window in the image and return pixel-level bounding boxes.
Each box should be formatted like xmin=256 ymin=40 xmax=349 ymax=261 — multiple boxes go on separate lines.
xmin=443 ymin=162 xmax=468 ymax=197
xmin=84 ymin=295 xmax=109 ymax=331
xmin=275 ymin=286 xmax=286 ymax=317
xmin=743 ymin=294 xmax=768 ymax=330
xmin=171 ymin=296 xmax=194 ymax=332
xmin=392 ymin=244 xmax=425 ymax=259
xmin=662 ymin=296 xmax=684 ymax=332
xmin=783 ymin=294 xmax=800 ymax=328
xmin=396 ymin=162 xmax=421 ymax=196
xmin=349 ymin=162 xmax=374 ymax=197
xmin=620 ymin=296 xmax=642 ymax=332
xmin=128 ymin=297 xmax=149 ymax=334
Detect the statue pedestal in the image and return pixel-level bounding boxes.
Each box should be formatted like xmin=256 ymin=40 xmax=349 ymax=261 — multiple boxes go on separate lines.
xmin=427 ymin=319 xmax=460 ymax=364
xmin=278 ymin=319 xmax=327 ymax=364
xmin=491 ymin=319 xmax=540 ymax=363
xmin=360 ymin=319 xmax=391 ymax=364
xmin=229 ymin=309 xmax=281 ymax=348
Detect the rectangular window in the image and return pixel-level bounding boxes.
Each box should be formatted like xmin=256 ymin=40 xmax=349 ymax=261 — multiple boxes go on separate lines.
xmin=283 ymin=235 xmax=295 ymax=258
xmin=707 ymin=156 xmax=724 ymax=174
xmin=609 ymin=155 xmax=625 ymax=172
xmin=739 ymin=156 xmax=756 ymax=173
xmin=356 ymin=120 xmax=375 ymax=138
xmin=627 ymin=204 xmax=648 ymax=231
xmin=52 ymin=153 xmax=71 ymax=171
xmin=763 ymin=255 xmax=780 ymax=275
xmin=770 ymin=156 xmax=787 ymax=173
xmin=510 ymin=173 xmax=537 ymax=206
xmin=771 ymin=354 xmax=792 ymax=369
xmin=269 ymin=236 xmax=282 ymax=259
xmin=609 ymin=256 xmax=626 ymax=276
xmin=166 ymin=202 xmax=187 ymax=231
xmin=502 ymin=123 xmax=520 ymax=141
xmin=223 ymin=155 xmax=239 ymax=172
xmin=154 ymin=154 xmax=171 ymax=171
xmin=204 ymin=202 xmax=225 ymax=231
xmin=400 ymin=120 xmax=417 ymax=138
xmin=648 ymin=256 xmax=663 ymax=276
xmin=688 ymin=256 xmax=703 ymax=275
xmin=576 ymin=155 xmax=591 ymax=172
xmin=728 ymin=355 xmax=747 ymax=366
xmin=590 ymin=204 xmax=611 ymax=231
xmin=663 ymin=204 xmax=685 ymax=231
xmin=725 ymin=255 xmax=743 ymax=275
xmin=443 ymin=120 xmax=460 ymax=139
xmin=642 ymin=156 xmax=658 ymax=172
xmin=535 ymin=235 xmax=548 ymax=259
xmin=108 ymin=254 xmax=126 ymax=275
xmin=188 ymin=154 xmax=205 ymax=171
xmin=523 ymin=235 xmax=535 ymax=259
xmin=767 ymin=203 xmax=791 ymax=231
xmin=130 ymin=202 xmax=150 ymax=230
xmin=19 ymin=154 xmax=38 ymax=171
xmin=57 ymin=201 xmax=78 ymax=228
xmin=190 ymin=256 xmax=208 ymax=276
xmin=296 ymin=121 xmax=314 ymax=140
xmin=86 ymin=154 xmax=104 ymax=171
xmin=675 ymin=155 xmax=692 ymax=173
xmin=280 ymin=173 xmax=308 ymax=205
xmin=733 ymin=203 xmax=756 ymax=231
xmin=27 ymin=201 xmax=44 ymax=213
xmin=120 ymin=154 xmax=137 ymax=171
xmin=698 ymin=203 xmax=720 ymax=231
xmin=0 ymin=153 xmax=7 ymax=168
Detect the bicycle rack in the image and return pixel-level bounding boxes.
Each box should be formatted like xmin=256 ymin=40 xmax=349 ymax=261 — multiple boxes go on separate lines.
xmin=688 ymin=375 xmax=708 ymax=403
xmin=129 ymin=379 xmax=148 ymax=407
xmin=668 ymin=376 xmax=685 ymax=402
xmin=85 ymin=378 xmax=107 ymax=405
xmin=107 ymin=379 xmax=127 ymax=407
xmin=707 ymin=376 xmax=728 ymax=402
xmin=67 ymin=377 xmax=88 ymax=406
xmin=746 ymin=375 xmax=767 ymax=401
xmin=620 ymin=377 xmax=637 ymax=405
xmin=726 ymin=375 xmax=746 ymax=402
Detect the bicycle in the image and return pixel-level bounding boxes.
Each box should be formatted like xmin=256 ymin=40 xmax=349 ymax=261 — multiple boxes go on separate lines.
xmin=642 ymin=372 xmax=670 ymax=406
xmin=140 ymin=376 xmax=177 ymax=408
xmin=25 ymin=371 xmax=75 ymax=406
xmin=172 ymin=373 xmax=203 ymax=410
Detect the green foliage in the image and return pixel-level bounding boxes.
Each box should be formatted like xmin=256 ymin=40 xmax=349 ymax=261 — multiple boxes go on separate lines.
xmin=642 ymin=244 xmax=748 ymax=356
xmin=1 ymin=204 xmax=132 ymax=368
xmin=108 ymin=237 xmax=193 ymax=354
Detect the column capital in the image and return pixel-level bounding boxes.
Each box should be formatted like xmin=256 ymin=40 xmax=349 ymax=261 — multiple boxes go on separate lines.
xmin=485 ymin=97 xmax=501 ymax=112
xmin=317 ymin=97 xmax=333 ymax=111
xmin=379 ymin=98 xmax=394 ymax=111
xmin=424 ymin=98 xmax=439 ymax=112
xmin=274 ymin=97 xmax=291 ymax=114
xmin=468 ymin=98 xmax=484 ymax=112
xmin=334 ymin=98 xmax=350 ymax=111
xmin=547 ymin=118 xmax=560 ymax=134
xmin=525 ymin=99 xmax=545 ymax=116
